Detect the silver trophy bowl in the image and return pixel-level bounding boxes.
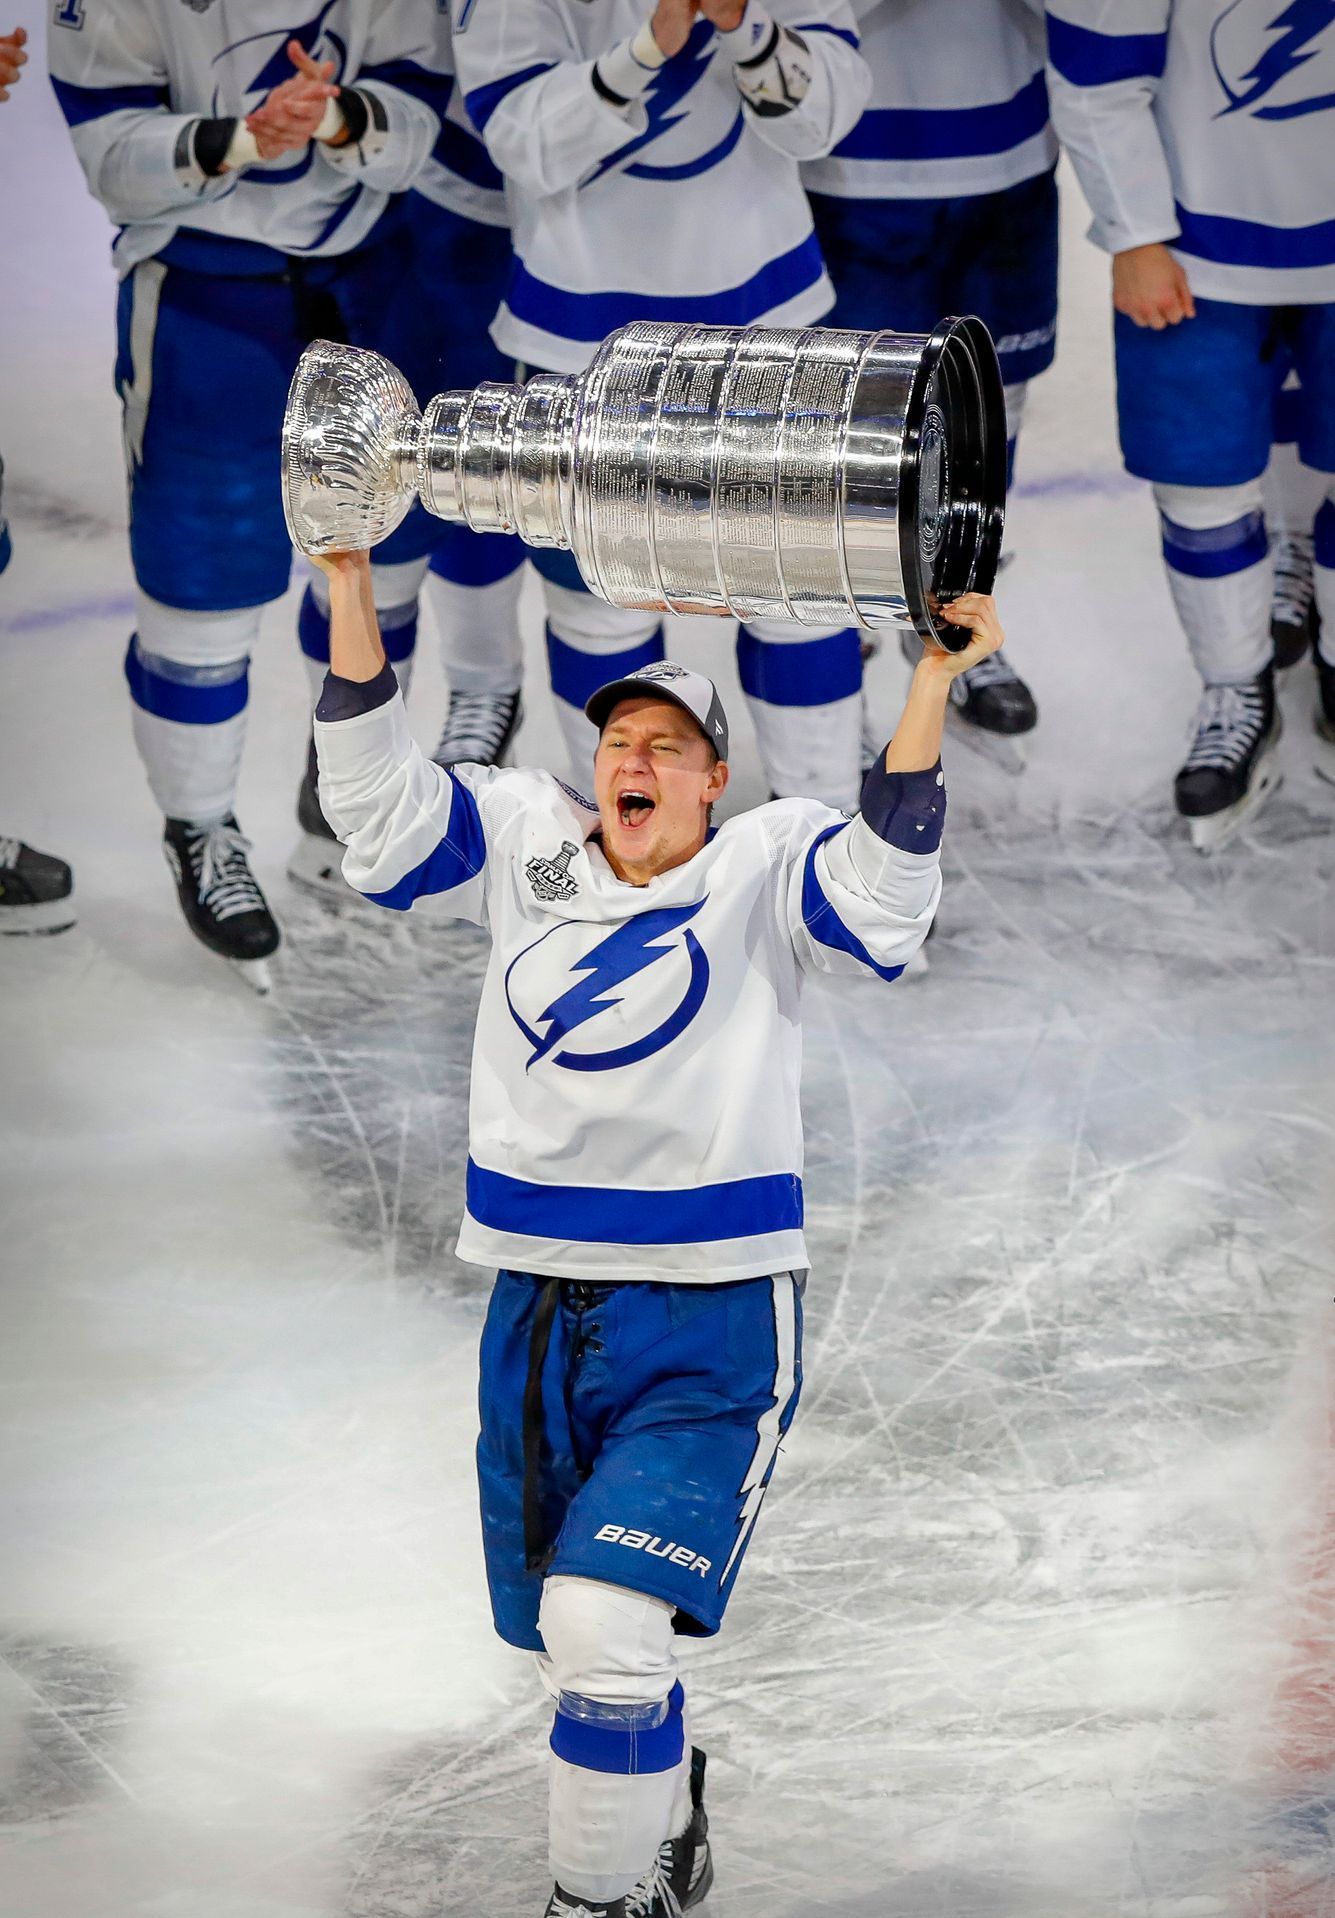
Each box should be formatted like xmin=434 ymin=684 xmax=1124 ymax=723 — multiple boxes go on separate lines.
xmin=282 ymin=318 xmax=1005 ymax=649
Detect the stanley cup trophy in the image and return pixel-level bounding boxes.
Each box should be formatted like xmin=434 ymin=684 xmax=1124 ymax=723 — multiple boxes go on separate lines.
xmin=281 ymin=317 xmax=1005 ymax=652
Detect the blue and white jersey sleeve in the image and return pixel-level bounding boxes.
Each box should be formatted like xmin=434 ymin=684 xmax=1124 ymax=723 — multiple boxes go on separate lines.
xmin=317 ymin=1 xmax=452 ymax=196
xmin=774 ymin=763 xmax=944 ymax=983
xmin=1045 ymin=0 xmax=1177 ymax=257
xmin=313 ymin=670 xmax=512 ymax=926
xmin=717 ymin=0 xmax=869 ymax=164
xmin=455 ymin=0 xmax=655 ymax=198
xmin=48 ymin=0 xmax=228 ymax=225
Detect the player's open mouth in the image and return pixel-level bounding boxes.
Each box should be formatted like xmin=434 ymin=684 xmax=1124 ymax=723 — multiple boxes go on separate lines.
xmin=617 ymin=791 xmax=655 ymax=830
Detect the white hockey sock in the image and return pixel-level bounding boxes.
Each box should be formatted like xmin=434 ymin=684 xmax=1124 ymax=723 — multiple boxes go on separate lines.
xmin=1153 ymin=481 xmax=1273 ymax=685
xmin=1264 ymin=438 xmax=1331 ymax=542
xmin=299 ymin=558 xmax=426 ymax=709
xmin=1003 ymin=380 xmax=1028 ymax=492
xmin=736 ymin=618 xmax=862 ymax=808
xmin=427 ymin=542 xmax=525 ymax=697
xmin=126 ymin=594 xmax=263 ymax=822
xmin=1315 ymin=481 xmax=1335 ymax=667
xmin=542 ymin=581 xmax=664 ymax=784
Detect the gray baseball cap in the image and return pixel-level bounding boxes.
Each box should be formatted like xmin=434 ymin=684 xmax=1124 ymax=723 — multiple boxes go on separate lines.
xmin=585 ymin=660 xmax=730 ymax=761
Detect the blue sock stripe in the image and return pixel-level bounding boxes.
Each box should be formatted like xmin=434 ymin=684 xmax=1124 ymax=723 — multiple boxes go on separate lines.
xmin=546 ymin=624 xmax=665 ymax=710
xmin=1160 ymin=509 xmax=1268 ymax=581
xmin=429 ymin=524 xmax=527 ymax=587
xmin=378 ymin=601 xmax=419 ymax=665
xmin=736 ymin=625 xmax=862 ymax=707
xmin=550 ymin=1683 xmax=685 ymax=1777
xmin=1316 ymin=500 xmax=1335 ymax=570
xmin=124 ymin=635 xmax=249 ymax=725
xmin=298 ymin=585 xmax=331 ymax=663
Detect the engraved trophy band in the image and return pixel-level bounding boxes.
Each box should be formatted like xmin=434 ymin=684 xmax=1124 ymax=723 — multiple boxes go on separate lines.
xmin=281 ymin=317 xmax=1005 ymax=650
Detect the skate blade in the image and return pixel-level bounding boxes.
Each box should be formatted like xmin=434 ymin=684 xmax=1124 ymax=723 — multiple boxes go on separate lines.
xmin=944 ymin=706 xmax=1029 ymax=775
xmin=1187 ymin=756 xmax=1284 ymax=855
xmin=231 ymin=956 xmax=274 ymax=996
xmin=0 ymin=899 xmax=77 ymax=936
xmin=1313 ymin=715 xmax=1335 ymax=788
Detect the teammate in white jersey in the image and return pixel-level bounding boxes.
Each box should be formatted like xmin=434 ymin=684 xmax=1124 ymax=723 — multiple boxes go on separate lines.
xmin=48 ymin=0 xmax=463 ymax=983
xmin=450 ymin=0 xmax=875 ymax=812
xmin=805 ymin=0 xmax=1052 ymax=776
xmin=312 ymin=538 xmax=1002 ymax=1913
xmin=1047 ymin=0 xmax=1335 ymax=850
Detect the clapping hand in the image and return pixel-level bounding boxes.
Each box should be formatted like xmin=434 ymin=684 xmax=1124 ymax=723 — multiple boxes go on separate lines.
xmin=0 ymin=25 xmax=28 ymax=102
xmin=245 ymin=40 xmax=340 ymax=161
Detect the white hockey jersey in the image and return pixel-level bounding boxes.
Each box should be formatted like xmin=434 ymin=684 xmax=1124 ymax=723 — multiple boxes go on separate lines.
xmin=804 ymin=0 xmax=1056 ymax=201
xmin=414 ymin=10 xmax=509 ymax=229
xmin=451 ymin=0 xmax=871 ymax=372
xmin=1047 ymin=0 xmax=1335 ymax=304
xmin=314 ymin=684 xmax=940 ymax=1284
xmin=49 ymin=0 xmax=450 ymax=275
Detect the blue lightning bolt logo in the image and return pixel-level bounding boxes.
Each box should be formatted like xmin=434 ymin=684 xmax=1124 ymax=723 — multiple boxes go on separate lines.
xmin=505 ymin=901 xmax=710 ymax=1073
xmin=586 ymin=21 xmax=741 ymax=186
xmin=1211 ymin=0 xmax=1335 ymax=120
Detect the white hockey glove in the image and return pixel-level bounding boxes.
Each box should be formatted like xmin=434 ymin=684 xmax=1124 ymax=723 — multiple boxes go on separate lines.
xmin=716 ymin=1 xmax=813 ymax=116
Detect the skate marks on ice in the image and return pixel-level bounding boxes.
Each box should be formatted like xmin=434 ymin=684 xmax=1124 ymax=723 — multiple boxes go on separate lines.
xmin=0 ymin=1641 xmax=136 ymax=1825
xmin=678 ymin=795 xmax=1335 ymax=1915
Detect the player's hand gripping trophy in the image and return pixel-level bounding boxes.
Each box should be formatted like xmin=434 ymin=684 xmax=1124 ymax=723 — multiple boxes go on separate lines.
xmin=280 ymin=318 xmax=1007 ymax=652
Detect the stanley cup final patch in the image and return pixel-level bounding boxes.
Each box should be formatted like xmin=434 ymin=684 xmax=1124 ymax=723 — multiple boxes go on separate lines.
xmin=525 ymin=841 xmax=581 ymax=903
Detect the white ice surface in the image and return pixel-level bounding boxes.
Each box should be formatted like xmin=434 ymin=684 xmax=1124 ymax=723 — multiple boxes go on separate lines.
xmin=3 ymin=6 xmax=1335 ymax=1912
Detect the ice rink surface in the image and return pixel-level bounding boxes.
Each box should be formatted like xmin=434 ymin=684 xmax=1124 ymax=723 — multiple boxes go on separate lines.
xmin=3 ymin=8 xmax=1334 ymax=1911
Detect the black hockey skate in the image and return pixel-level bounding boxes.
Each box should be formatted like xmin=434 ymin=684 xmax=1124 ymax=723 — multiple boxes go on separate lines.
xmin=900 ymin=631 xmax=1036 ymax=772
xmin=652 ymin=1747 xmax=714 ymax=1913
xmin=1314 ymin=650 xmax=1335 ymax=787
xmin=1174 ymin=668 xmax=1281 ymax=853
xmin=433 ymin=687 xmax=523 ymax=768
xmin=0 ymin=835 xmax=76 ymax=935
xmin=543 ymin=1890 xmax=630 ymax=1918
xmin=288 ymin=736 xmax=357 ymax=902
xmin=1271 ymin=530 xmax=1319 ymax=672
xmin=163 ymin=814 xmax=279 ymax=991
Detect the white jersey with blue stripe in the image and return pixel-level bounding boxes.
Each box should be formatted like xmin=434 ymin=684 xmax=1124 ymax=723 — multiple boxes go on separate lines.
xmin=413 ymin=7 xmax=509 ymax=229
xmin=451 ymin=0 xmax=869 ymax=372
xmin=1046 ymin=0 xmax=1335 ymax=304
xmin=48 ymin=0 xmax=450 ymax=275
xmin=314 ymin=681 xmax=940 ymax=1284
xmin=803 ymin=0 xmax=1056 ymax=201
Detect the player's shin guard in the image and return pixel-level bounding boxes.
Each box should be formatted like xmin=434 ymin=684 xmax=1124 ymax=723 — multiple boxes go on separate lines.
xmin=1153 ymin=481 xmax=1274 ymax=686
xmin=538 ymin=1578 xmax=681 ymax=1906
xmin=125 ymin=596 xmax=262 ymax=823
xmin=543 ymin=582 xmax=665 ymax=783
xmin=426 ymin=524 xmax=526 ymax=697
xmin=736 ymin=620 xmax=862 ymax=809
xmin=298 ymin=557 xmax=426 ymax=707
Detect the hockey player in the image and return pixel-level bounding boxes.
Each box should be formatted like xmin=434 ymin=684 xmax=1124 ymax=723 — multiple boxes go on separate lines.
xmin=1047 ymin=0 xmax=1335 ymax=847
xmin=452 ymin=0 xmax=874 ymax=810
xmin=804 ymin=0 xmax=1052 ymax=775
xmin=0 ymin=25 xmax=75 ymax=937
xmin=311 ymin=537 xmax=1003 ymax=1914
xmin=50 ymin=1 xmax=453 ymax=984
xmin=292 ymin=29 xmax=529 ymax=895
xmin=1267 ymin=370 xmax=1326 ymax=670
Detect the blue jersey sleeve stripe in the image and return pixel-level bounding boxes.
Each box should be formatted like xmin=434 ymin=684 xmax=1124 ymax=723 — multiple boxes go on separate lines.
xmin=465 ymin=62 xmax=557 ymax=133
xmin=505 ymin=232 xmax=826 ymax=343
xmin=364 ymin=770 xmax=486 ymax=911
xmin=466 ymin=1160 xmax=805 ymax=1245
xmin=1173 ymin=203 xmax=1335 ymax=272
xmin=795 ymin=22 xmax=859 ymax=47
xmin=1046 ymin=16 xmax=1167 ymax=86
xmin=800 ymin=825 xmax=907 ymax=983
xmin=50 ymin=75 xmax=170 ymax=127
xmin=832 ymin=71 xmax=1048 ymax=162
xmin=736 ymin=625 xmax=862 ymax=707
xmin=432 ymin=116 xmax=506 ymax=190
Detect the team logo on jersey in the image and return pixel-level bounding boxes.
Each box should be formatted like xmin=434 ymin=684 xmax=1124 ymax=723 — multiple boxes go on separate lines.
xmin=1210 ymin=1 xmax=1335 ymax=122
xmin=216 ymin=2 xmax=347 ymax=119
xmin=504 ymin=899 xmax=710 ymax=1072
xmin=589 ymin=21 xmax=740 ymax=186
xmin=525 ymin=841 xmax=581 ymax=902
